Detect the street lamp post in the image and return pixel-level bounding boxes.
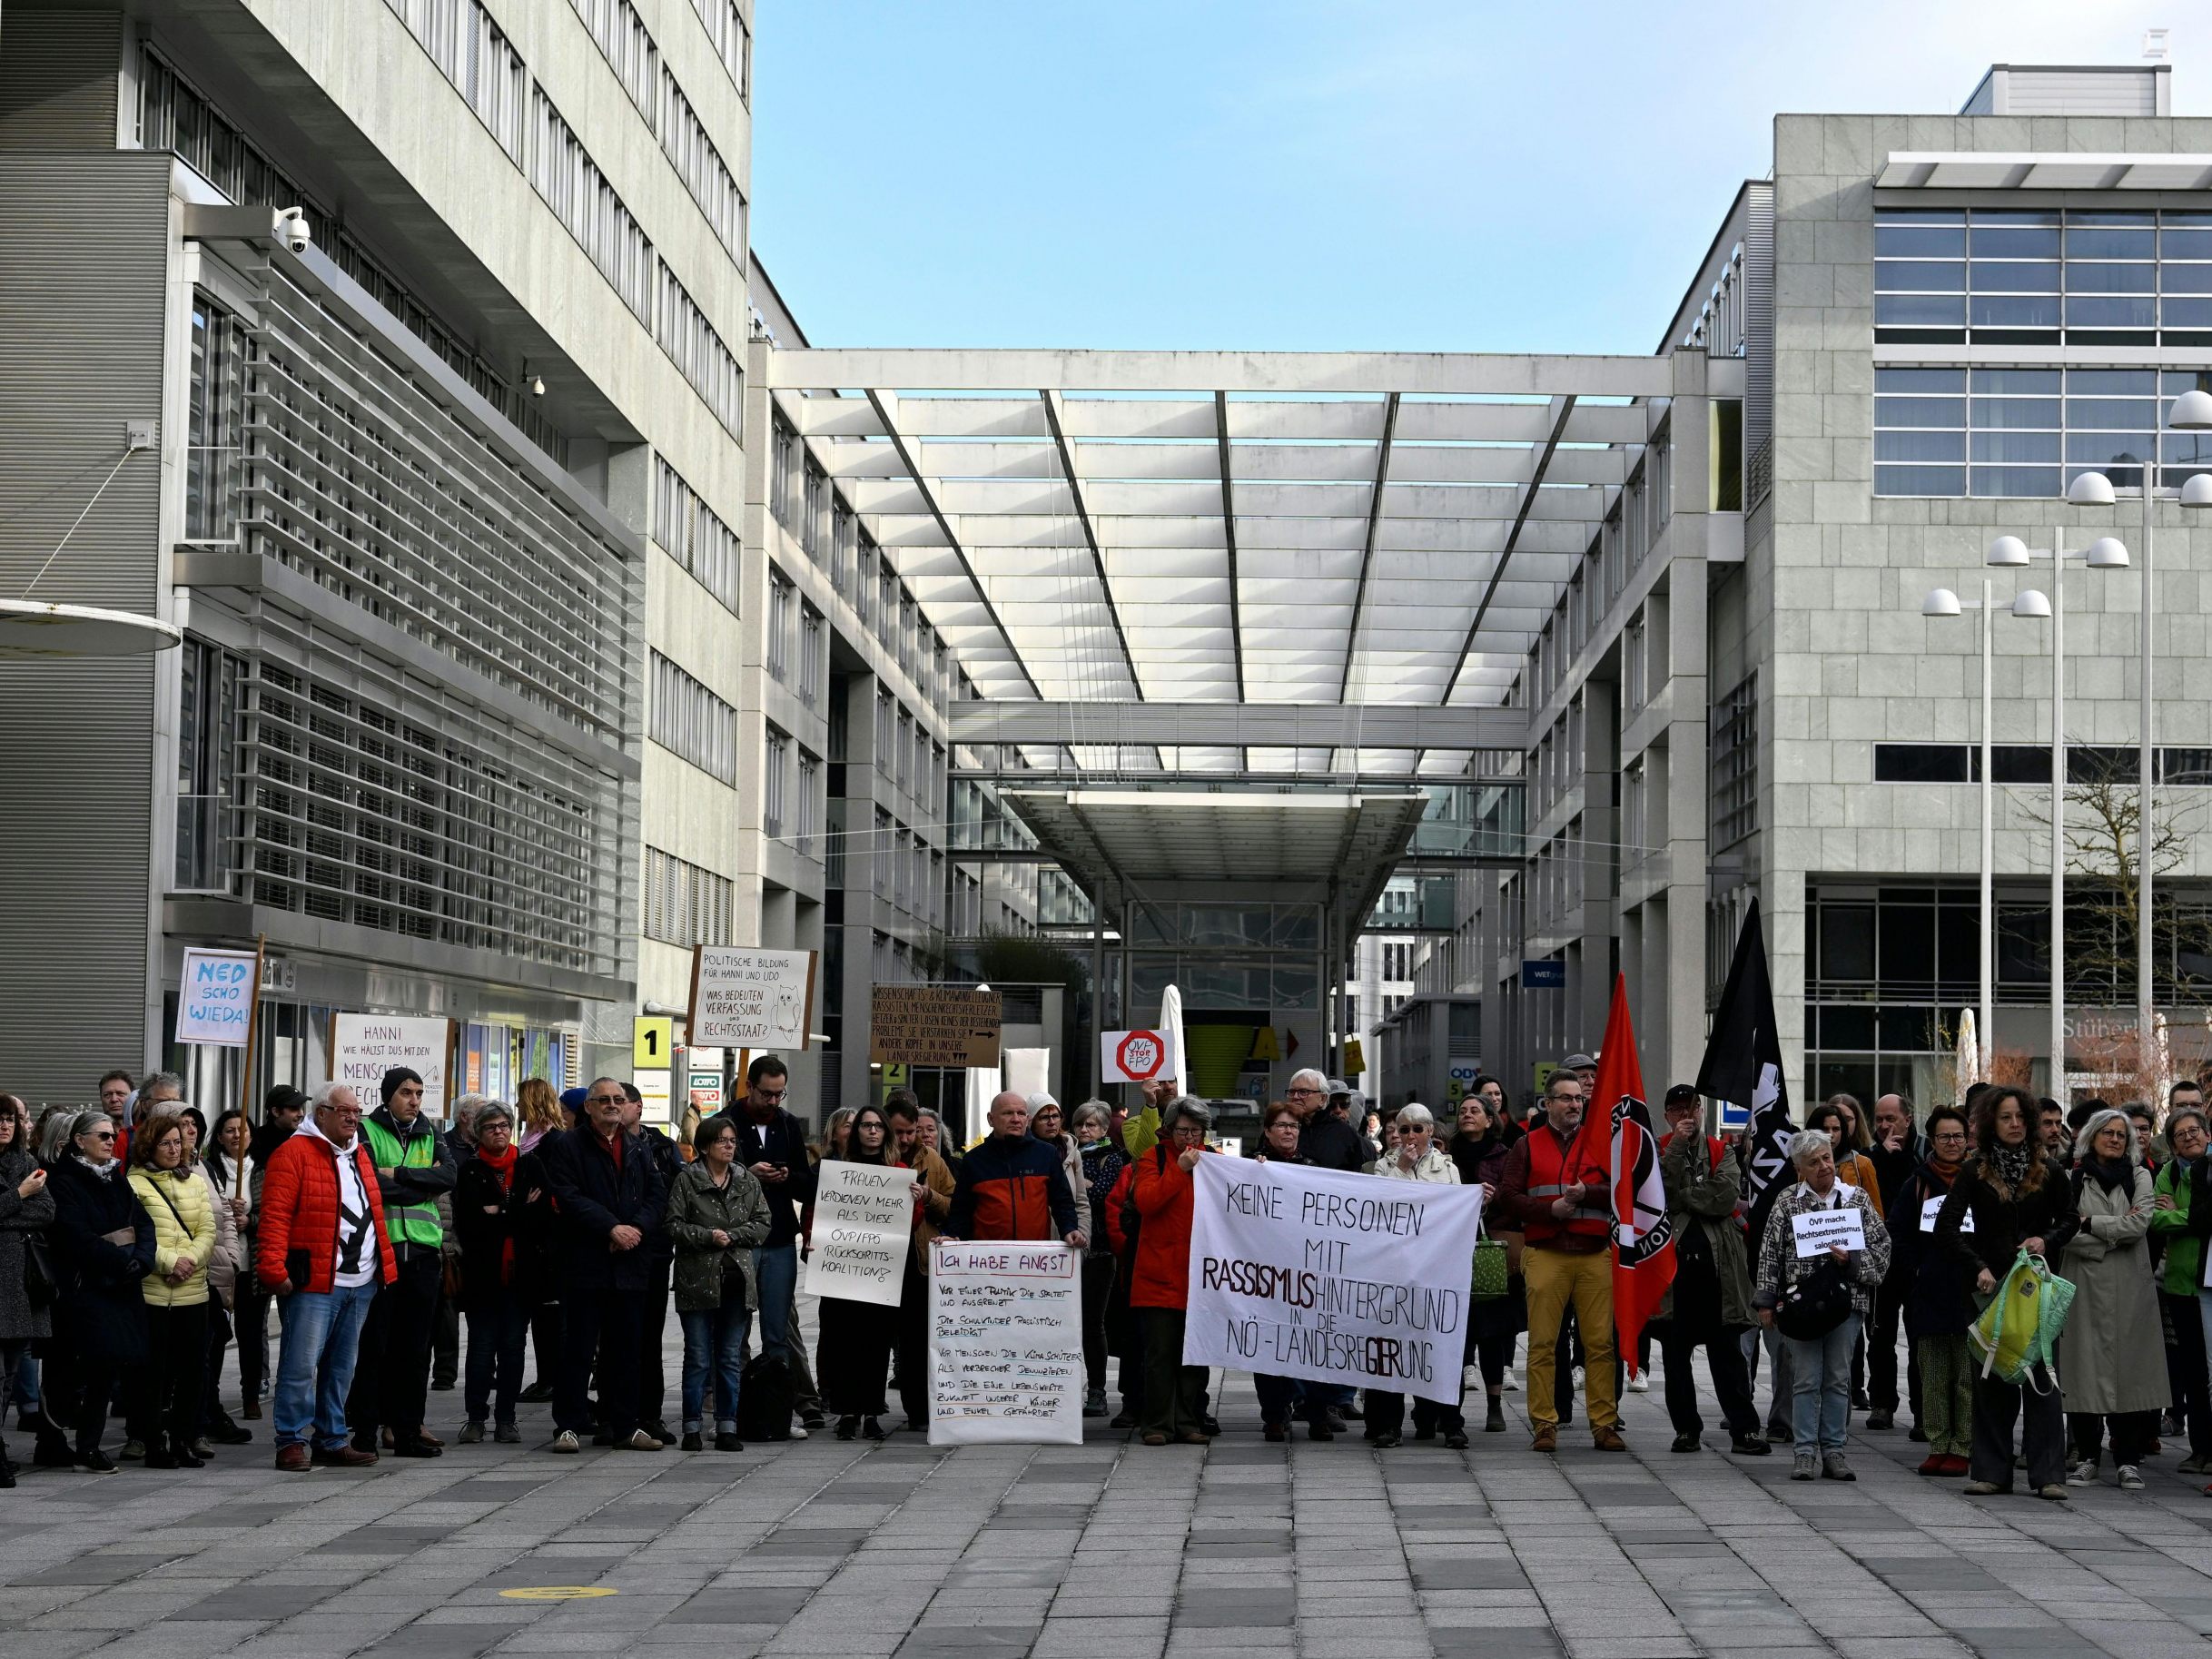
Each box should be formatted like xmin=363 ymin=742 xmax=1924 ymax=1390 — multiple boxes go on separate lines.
xmin=1988 ymin=525 xmax=2128 ymax=1099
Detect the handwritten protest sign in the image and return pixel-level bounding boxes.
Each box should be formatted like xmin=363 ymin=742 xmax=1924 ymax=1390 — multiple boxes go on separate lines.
xmin=1101 ymin=1027 xmax=1178 ymax=1084
xmin=331 ymin=1013 xmax=453 ymax=1118
xmin=1920 ymin=1194 xmax=1971 ymax=1233
xmin=1792 ymin=1206 xmax=1867 ymax=1257
xmin=1183 ymin=1156 xmax=1482 ymax=1406
xmin=688 ymin=946 xmax=815 ymax=1049
xmin=175 ymin=947 xmax=260 ymax=1047
xmin=929 ymin=1240 xmax=1082 ymax=1445
xmin=803 ymin=1160 xmax=914 ymax=1307
xmin=869 ymin=985 xmax=1001 ymax=1067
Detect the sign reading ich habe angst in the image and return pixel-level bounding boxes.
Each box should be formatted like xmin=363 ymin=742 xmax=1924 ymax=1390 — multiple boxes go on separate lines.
xmin=1183 ymin=1155 xmax=1484 ymax=1406
xmin=929 ymin=1241 xmax=1083 ymax=1446
xmin=688 ymin=946 xmax=815 ymax=1050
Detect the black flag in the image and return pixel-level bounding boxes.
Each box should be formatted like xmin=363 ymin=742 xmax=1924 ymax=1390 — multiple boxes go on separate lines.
xmin=1695 ymin=898 xmax=1793 ymax=1226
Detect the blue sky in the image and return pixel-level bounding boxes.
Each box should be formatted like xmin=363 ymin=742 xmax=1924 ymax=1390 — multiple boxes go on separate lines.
xmin=751 ymin=1 xmax=2206 ymax=356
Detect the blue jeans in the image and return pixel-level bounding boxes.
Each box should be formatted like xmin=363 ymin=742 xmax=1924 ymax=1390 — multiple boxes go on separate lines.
xmin=1786 ymin=1311 xmax=1861 ymax=1455
xmin=463 ymin=1297 xmax=531 ymax=1427
xmin=680 ymin=1306 xmax=747 ymax=1433
xmin=274 ymin=1280 xmax=379 ymax=1450
xmin=753 ymin=1243 xmax=797 ymax=1365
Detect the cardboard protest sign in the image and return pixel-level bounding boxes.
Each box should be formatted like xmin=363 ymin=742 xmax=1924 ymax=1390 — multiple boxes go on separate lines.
xmin=175 ymin=947 xmax=261 ymax=1047
xmin=868 ymin=985 xmax=1001 ymax=1066
xmin=803 ymin=1160 xmax=915 ymax=1307
xmin=331 ymin=1013 xmax=454 ymax=1117
xmin=1182 ymin=1156 xmax=1482 ymax=1406
xmin=688 ymin=946 xmax=815 ymax=1049
xmin=1792 ymin=1206 xmax=1866 ymax=1258
xmin=929 ymin=1240 xmax=1082 ymax=1445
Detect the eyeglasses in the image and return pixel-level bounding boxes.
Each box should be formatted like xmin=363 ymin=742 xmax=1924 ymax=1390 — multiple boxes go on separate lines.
xmin=585 ymin=1094 xmax=625 ymax=1107
xmin=85 ymin=1131 xmax=116 ymax=1142
xmin=1286 ymin=1087 xmax=1321 ymax=1098
xmin=755 ymin=1088 xmax=788 ymax=1102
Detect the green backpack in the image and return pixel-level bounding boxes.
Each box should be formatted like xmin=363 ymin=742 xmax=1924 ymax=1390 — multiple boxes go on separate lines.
xmin=1969 ymin=1249 xmax=2076 ymax=1389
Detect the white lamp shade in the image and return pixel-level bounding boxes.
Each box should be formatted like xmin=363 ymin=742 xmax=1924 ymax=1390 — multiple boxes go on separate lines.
xmin=2010 ymin=589 xmax=2052 ymax=618
xmin=2183 ymin=472 xmax=2212 ymax=509
xmin=2067 ymin=470 xmax=2117 ymax=506
xmin=1921 ymin=588 xmax=1962 ymax=617
xmin=2085 ymin=536 xmax=2130 ymax=568
xmin=2169 ymin=388 xmax=2212 ymax=431
xmin=1986 ymin=535 xmax=2030 ymax=568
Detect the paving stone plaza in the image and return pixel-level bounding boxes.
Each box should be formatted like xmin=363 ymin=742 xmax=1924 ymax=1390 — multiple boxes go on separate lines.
xmin=9 ymin=1328 xmax=2212 ymax=1659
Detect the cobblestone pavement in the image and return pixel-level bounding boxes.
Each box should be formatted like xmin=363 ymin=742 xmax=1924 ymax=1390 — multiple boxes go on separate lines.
xmin=8 ymin=1330 xmax=2212 ymax=1659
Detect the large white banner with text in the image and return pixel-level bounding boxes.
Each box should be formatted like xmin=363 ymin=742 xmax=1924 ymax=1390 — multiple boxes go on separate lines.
xmin=929 ymin=1240 xmax=1083 ymax=1445
xmin=1183 ymin=1155 xmax=1482 ymax=1405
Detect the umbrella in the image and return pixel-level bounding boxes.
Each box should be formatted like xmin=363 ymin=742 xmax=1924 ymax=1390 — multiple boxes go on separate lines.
xmin=1955 ymin=1008 xmax=1980 ymax=1100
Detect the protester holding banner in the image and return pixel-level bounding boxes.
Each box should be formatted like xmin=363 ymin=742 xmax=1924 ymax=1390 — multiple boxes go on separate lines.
xmin=1248 ymin=1104 xmax=1320 ymax=1441
xmin=1131 ymin=1098 xmax=1212 ymax=1447
xmin=1933 ymin=1085 xmax=2078 ymax=1497
xmin=885 ymin=1100 xmax=955 ymax=1433
xmin=1655 ymin=1087 xmax=1765 ymax=1457
xmin=1362 ymin=1104 xmax=1468 ymax=1451
xmin=2059 ymin=1108 xmax=2167 ymax=1490
xmin=1497 ymin=1071 xmax=1624 ymax=1453
xmin=1754 ymin=1129 xmax=1891 ymax=1481
xmin=1071 ymin=1103 xmax=1125 ymax=1418
xmin=667 ymin=1116 xmax=770 ymax=1451
xmin=1447 ymin=1095 xmax=1517 ymax=1434
xmin=815 ymin=1105 xmax=903 ymax=1441
xmin=1889 ymin=1105 xmax=1977 ymax=1476
xmin=944 ymin=1091 xmax=1084 ymax=1246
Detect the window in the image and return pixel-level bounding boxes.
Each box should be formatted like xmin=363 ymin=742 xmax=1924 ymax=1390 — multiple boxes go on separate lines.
xmin=528 ymin=85 xmax=654 ymax=322
xmin=799 ymin=605 xmax=824 ymax=706
xmin=770 ymin=414 xmax=797 ymax=528
xmin=802 ymin=459 xmax=829 ymax=565
xmin=652 ymin=457 xmax=738 ymax=614
xmin=767 ymin=572 xmax=792 ymax=682
xmin=797 ymin=751 xmax=821 ymax=854
xmin=654 ymin=259 xmax=744 ymax=437
xmin=1710 ymin=672 xmax=1757 ymax=849
xmin=569 ymin=0 xmax=658 ymax=129
xmin=648 ymin=651 xmax=736 ymax=784
xmin=385 ymin=0 xmax=526 ymax=159
xmin=1872 ymin=364 xmax=2212 ymax=499
xmin=896 ymin=709 xmax=913 ymax=792
xmin=643 ymin=847 xmax=732 ymax=948
xmin=764 ymin=728 xmax=788 ymax=838
xmin=690 ymin=0 xmax=750 ymax=102
xmin=175 ymin=637 xmax=242 ymax=890
xmin=659 ymin=66 xmax=746 ymax=258
xmin=874 ymin=806 xmax=891 ymax=894
xmin=185 ymin=296 xmax=242 ymax=541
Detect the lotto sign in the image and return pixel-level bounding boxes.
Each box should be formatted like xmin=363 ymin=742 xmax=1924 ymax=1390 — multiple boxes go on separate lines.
xmin=1101 ymin=1027 xmax=1177 ymax=1083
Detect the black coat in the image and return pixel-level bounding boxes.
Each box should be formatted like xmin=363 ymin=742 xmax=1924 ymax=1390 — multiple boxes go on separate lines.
xmin=45 ymin=1158 xmax=156 ymax=1364
xmin=453 ymin=1150 xmax=552 ymax=1311
xmin=537 ymin=1126 xmax=668 ymax=1292
xmin=1891 ymin=1161 xmax=1977 ymax=1338
xmin=1933 ymin=1152 xmax=2080 ymax=1282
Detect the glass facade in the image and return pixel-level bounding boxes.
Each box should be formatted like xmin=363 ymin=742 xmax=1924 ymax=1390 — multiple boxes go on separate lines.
xmin=1876 ymin=365 xmax=2212 ymax=498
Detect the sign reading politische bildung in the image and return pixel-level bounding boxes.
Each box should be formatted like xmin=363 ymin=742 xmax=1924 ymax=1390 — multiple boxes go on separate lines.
xmin=1182 ymin=1155 xmax=1482 ymax=1406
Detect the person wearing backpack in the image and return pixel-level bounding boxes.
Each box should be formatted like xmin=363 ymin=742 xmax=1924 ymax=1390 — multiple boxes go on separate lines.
xmin=1932 ymin=1084 xmax=2079 ymax=1500
xmin=1753 ymin=1129 xmax=1891 ymax=1482
xmin=2058 ymin=1108 xmax=2167 ymax=1490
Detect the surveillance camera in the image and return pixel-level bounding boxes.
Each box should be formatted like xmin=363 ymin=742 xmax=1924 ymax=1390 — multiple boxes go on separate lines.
xmin=274 ymin=205 xmax=312 ymax=255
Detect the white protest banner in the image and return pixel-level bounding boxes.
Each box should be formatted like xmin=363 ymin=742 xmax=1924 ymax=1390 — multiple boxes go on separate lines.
xmin=929 ymin=1240 xmax=1082 ymax=1445
xmin=1101 ymin=1026 xmax=1178 ymax=1084
xmin=331 ymin=1013 xmax=454 ymax=1118
xmin=688 ymin=946 xmax=815 ymax=1049
xmin=1183 ymin=1155 xmax=1482 ymax=1406
xmin=1792 ymin=1206 xmax=1867 ymax=1258
xmin=804 ymin=1160 xmax=915 ymax=1308
xmin=1920 ymin=1193 xmax=1971 ymax=1233
xmin=175 ymin=947 xmax=261 ymax=1047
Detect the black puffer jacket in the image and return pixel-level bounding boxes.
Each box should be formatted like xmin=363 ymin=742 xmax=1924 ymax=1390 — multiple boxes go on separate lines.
xmin=1933 ymin=1152 xmax=2079 ymax=1281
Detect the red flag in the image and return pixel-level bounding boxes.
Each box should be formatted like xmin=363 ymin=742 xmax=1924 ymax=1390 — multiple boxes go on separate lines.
xmin=1570 ymin=974 xmax=1675 ymax=1380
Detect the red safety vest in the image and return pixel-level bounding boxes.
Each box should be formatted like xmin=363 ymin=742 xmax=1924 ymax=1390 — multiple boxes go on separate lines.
xmin=1523 ymin=1124 xmax=1610 ymax=1246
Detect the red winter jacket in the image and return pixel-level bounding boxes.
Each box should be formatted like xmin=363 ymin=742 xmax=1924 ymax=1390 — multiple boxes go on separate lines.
xmin=1129 ymin=1146 xmax=1197 ymax=1310
xmin=255 ymin=1127 xmax=399 ymax=1294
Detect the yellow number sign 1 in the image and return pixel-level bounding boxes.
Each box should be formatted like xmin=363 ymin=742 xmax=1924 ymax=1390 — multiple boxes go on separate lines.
xmin=633 ymin=1015 xmax=674 ymax=1071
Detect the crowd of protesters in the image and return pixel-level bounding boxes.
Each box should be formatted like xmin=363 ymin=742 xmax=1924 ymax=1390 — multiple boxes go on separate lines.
xmin=2 ymin=1052 xmax=2207 ymax=1501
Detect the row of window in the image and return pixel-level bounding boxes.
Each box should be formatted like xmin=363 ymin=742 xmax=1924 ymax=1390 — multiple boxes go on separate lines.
xmin=1877 ymin=209 xmax=2212 ymax=346
xmin=647 ymin=651 xmax=736 ymax=785
xmin=528 ymin=86 xmax=655 ymax=324
xmin=689 ymin=0 xmax=751 ymax=102
xmin=659 ymin=65 xmax=746 ymax=260
xmin=651 ymin=458 xmax=739 ymax=615
xmin=875 ymin=690 xmax=948 ymax=808
xmin=760 ymin=728 xmax=822 ymax=850
xmin=384 ymin=0 xmax=527 ymax=161
xmin=764 ymin=570 xmax=824 ymax=705
xmin=642 ymin=845 xmax=732 ymax=949
xmin=1871 ymin=742 xmax=2212 ymax=785
xmin=655 ymin=260 xmax=745 ymax=437
xmin=1875 ymin=366 xmax=2212 ymax=497
xmin=1521 ymin=422 xmax=1673 ymax=711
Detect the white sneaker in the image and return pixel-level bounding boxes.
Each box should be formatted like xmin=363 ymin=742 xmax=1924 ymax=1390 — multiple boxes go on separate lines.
xmin=1573 ymin=1365 xmax=1586 ymax=1391
xmin=788 ymin=1425 xmax=808 ymax=1440
xmin=2118 ymin=1465 xmax=2144 ymax=1491
xmin=1626 ymin=1375 xmax=1650 ymax=1393
xmin=1502 ymin=1367 xmax=1521 ymax=1393
xmin=2064 ymin=1460 xmax=2098 ymax=1486
xmin=1462 ymin=1364 xmax=1481 ymax=1387
xmin=548 ymin=1430 xmax=580 ymax=1454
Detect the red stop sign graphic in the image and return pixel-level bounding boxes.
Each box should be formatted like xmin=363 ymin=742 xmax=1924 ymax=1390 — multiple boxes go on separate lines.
xmin=1115 ymin=1030 xmax=1168 ymax=1081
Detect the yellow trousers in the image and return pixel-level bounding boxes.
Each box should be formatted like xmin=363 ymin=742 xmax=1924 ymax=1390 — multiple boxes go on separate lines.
xmin=1524 ymin=1245 xmax=1620 ymax=1432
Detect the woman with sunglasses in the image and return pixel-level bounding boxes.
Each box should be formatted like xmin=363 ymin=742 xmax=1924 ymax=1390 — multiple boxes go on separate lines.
xmin=0 ymin=1093 xmax=55 ymax=1488
xmin=815 ymin=1104 xmax=902 ymax=1440
xmin=44 ymin=1111 xmax=155 ymax=1471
